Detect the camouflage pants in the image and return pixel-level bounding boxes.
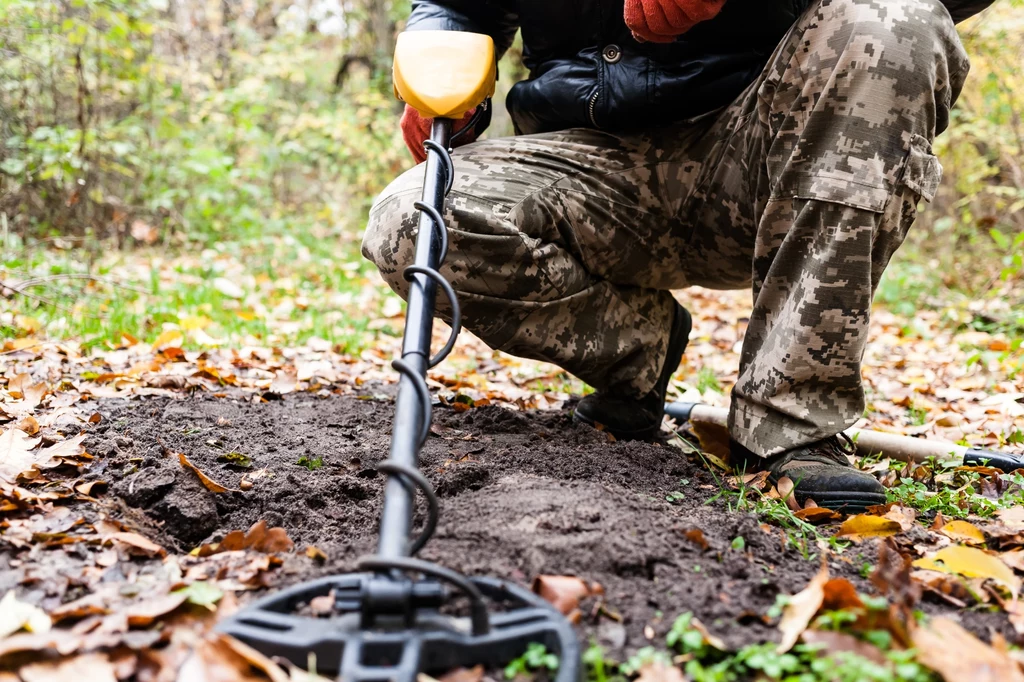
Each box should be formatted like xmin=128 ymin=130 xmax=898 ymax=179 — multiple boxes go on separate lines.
xmin=363 ymin=0 xmax=969 ymax=456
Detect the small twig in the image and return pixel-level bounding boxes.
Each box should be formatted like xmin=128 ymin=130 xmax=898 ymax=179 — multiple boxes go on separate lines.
xmin=11 ymin=273 xmax=148 ymax=295
xmin=0 ymin=282 xmax=76 ymax=315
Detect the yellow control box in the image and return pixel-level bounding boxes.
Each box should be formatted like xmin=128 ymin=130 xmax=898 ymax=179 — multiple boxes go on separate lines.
xmin=393 ymin=31 xmax=497 ymax=119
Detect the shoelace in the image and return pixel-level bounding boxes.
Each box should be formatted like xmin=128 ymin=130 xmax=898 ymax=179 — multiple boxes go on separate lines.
xmin=801 ymin=433 xmax=857 ymax=467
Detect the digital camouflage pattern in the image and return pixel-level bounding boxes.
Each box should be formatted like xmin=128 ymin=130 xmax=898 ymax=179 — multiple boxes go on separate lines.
xmin=363 ymin=0 xmax=970 ymax=456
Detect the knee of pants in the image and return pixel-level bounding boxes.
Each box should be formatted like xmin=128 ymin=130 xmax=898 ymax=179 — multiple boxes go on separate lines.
xmin=362 ymin=184 xmax=421 ymax=301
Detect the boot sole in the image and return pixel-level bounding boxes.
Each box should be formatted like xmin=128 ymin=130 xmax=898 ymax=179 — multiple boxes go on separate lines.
xmin=795 ymin=490 xmax=888 ymax=514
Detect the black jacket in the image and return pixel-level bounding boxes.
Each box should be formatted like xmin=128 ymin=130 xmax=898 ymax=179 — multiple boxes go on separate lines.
xmin=407 ymin=0 xmax=995 ymax=136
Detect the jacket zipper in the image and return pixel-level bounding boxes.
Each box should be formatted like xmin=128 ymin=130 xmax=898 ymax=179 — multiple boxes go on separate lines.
xmin=588 ymin=88 xmax=600 ymax=128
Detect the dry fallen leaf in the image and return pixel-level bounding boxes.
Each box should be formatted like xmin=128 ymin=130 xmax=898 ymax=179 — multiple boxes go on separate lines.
xmin=836 ymin=514 xmax=902 ymax=542
xmin=125 ymin=592 xmax=188 ymax=627
xmin=198 ymin=519 xmax=294 ymax=556
xmin=268 ymin=369 xmax=298 ymax=395
xmin=532 ymin=575 xmax=594 ymax=616
xmin=776 ymin=476 xmax=800 ymax=512
xmin=911 ymin=617 xmax=1024 ymax=682
xmin=0 ymin=427 xmax=42 ymax=483
xmin=913 ymin=545 xmax=1021 ymax=596
xmin=821 ymin=578 xmax=863 ymax=613
xmin=690 ymin=420 xmax=731 ymax=471
xmin=177 ymin=633 xmax=289 ymax=682
xmin=777 ymin=561 xmax=828 ymax=653
xmin=635 ymin=660 xmax=685 ymax=682
xmin=682 ymin=528 xmax=710 ymax=550
xmin=794 ymin=507 xmax=843 ymax=525
xmin=939 ymin=520 xmax=986 ymax=546
xmin=178 ymin=452 xmax=236 ymax=493
xmin=437 ymin=666 xmax=484 ymax=682
xmin=997 ymin=506 xmax=1024 ymax=529
xmin=107 ymin=531 xmax=167 ymax=558
xmin=801 ymin=630 xmax=886 ymax=665
xmin=19 ymin=652 xmax=118 ymax=682
xmin=15 ymin=415 xmax=39 ymax=435
xmin=0 ymin=590 xmax=51 ymax=638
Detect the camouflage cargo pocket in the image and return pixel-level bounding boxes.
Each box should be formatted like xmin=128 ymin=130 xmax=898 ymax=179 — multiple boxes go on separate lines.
xmin=898 ymin=133 xmax=943 ymax=203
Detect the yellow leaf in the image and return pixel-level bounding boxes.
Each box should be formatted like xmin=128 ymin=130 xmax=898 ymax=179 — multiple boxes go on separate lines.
xmin=913 ymin=545 xmax=1020 ymax=595
xmin=180 ymin=315 xmax=211 ymax=331
xmin=836 ymin=514 xmax=902 ymax=542
xmin=14 ymin=315 xmax=42 ymax=334
xmin=151 ymin=329 xmax=184 ymax=350
xmin=939 ymin=520 xmax=986 ymax=546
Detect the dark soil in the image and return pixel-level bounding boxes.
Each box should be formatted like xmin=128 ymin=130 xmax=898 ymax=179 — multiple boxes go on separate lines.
xmin=85 ymin=392 xmax=1014 ymax=655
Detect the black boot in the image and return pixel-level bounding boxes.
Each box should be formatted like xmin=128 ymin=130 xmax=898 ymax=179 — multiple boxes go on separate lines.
xmin=731 ymin=435 xmax=886 ymax=513
xmin=573 ymin=302 xmax=692 ymax=442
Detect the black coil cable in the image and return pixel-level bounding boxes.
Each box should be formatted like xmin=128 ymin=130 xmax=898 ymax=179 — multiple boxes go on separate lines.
xmin=359 ymin=123 xmax=494 ymax=636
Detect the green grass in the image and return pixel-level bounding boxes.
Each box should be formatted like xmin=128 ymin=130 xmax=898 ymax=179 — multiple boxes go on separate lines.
xmin=696 ymin=366 xmax=723 ymax=394
xmin=1 ymin=221 xmax=386 ymax=351
xmin=297 ymin=455 xmax=324 ymax=471
xmin=885 ymin=460 xmax=1024 ymax=520
xmin=582 ymin=610 xmax=938 ymax=682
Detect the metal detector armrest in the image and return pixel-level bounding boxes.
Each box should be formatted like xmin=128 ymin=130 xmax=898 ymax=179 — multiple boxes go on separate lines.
xmin=393 ymin=31 xmax=497 ymax=119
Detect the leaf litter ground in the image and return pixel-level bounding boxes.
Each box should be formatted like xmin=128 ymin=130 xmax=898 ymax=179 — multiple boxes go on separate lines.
xmin=2 ymin=286 xmax=1024 ymax=680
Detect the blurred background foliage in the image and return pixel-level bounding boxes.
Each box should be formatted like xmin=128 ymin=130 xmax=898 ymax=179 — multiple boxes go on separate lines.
xmin=0 ymin=0 xmax=1021 ymax=346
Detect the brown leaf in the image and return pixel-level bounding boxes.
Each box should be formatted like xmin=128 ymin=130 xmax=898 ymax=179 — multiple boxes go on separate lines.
xmin=911 ymin=617 xmax=1024 ymax=682
xmin=682 ymin=528 xmax=710 ymax=550
xmin=21 ymin=382 xmax=48 ymax=409
xmin=108 ymin=531 xmax=166 ymax=558
xmin=15 ymin=415 xmax=39 ymax=435
xmin=36 ymin=432 xmax=88 ymax=463
xmin=690 ymin=420 xmax=732 ymax=471
xmin=268 ymin=370 xmax=298 ymax=396
xmin=177 ymin=633 xmax=289 ymax=682
xmin=532 ymin=575 xmax=594 ymax=616
xmin=438 ymin=666 xmax=484 ymax=682
xmin=75 ymin=480 xmax=108 ymax=496
xmin=1000 ymin=550 xmax=1024 ymax=572
xmin=870 ymin=540 xmax=921 ymax=617
xmin=19 ymin=653 xmax=118 ymax=682
xmin=794 ymin=507 xmax=842 ymax=525
xmin=726 ymin=470 xmax=770 ymax=491
xmin=777 ymin=561 xmax=828 ymax=653
xmin=998 ymin=506 xmax=1024 ymax=530
xmin=821 ymin=578 xmax=863 ymax=613
xmin=882 ymin=505 xmax=917 ymax=532
xmin=801 ymin=630 xmax=886 ymax=665
xmin=689 ymin=615 xmax=727 ymax=651
xmin=776 ymin=477 xmax=800 ymax=512
xmin=635 ymin=661 xmax=685 ymax=682
xmin=198 ymin=520 xmax=294 ymax=556
xmin=178 ymin=452 xmax=235 ymax=493
xmin=125 ymin=592 xmax=188 ymax=627
xmin=836 ymin=515 xmax=902 ymax=542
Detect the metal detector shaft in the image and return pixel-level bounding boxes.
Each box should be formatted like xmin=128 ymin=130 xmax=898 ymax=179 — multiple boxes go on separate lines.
xmin=665 ymin=401 xmax=1024 ymax=472
xmin=378 ymin=118 xmax=453 ymax=560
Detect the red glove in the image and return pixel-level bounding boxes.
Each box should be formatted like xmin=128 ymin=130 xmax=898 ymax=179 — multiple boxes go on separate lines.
xmin=401 ymin=106 xmax=478 ymax=164
xmin=624 ymin=0 xmax=727 ymax=43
